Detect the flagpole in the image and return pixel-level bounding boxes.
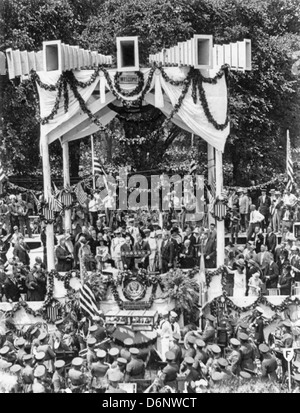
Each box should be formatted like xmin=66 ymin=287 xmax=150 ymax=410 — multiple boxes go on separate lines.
xmin=91 ymin=135 xmax=96 ymax=190
xmin=287 ymin=129 xmax=289 ymax=177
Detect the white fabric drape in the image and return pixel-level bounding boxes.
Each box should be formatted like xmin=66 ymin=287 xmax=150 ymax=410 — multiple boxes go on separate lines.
xmin=37 ymin=66 xmax=229 ymax=151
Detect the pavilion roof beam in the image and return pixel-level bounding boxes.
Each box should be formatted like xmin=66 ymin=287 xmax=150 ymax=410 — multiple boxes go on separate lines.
xmin=47 ymin=91 xmax=116 ymax=144
xmin=144 ymin=93 xmax=194 ymax=134
xmin=61 ymin=106 xmax=117 ymax=143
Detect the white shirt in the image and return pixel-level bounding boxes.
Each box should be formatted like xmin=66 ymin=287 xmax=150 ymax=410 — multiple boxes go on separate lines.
xmin=283 ymin=193 xmax=297 ymax=207
xmin=249 ymin=210 xmax=264 ymax=223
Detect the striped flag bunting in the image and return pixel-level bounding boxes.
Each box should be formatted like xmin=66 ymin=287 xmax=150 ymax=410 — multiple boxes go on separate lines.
xmin=74 ymin=182 xmax=88 ymax=206
xmin=46 ymin=300 xmax=60 ymax=322
xmin=48 ymin=195 xmax=63 ymax=212
xmin=79 ymin=281 xmax=99 ymax=319
xmin=0 ymin=158 xmax=6 ymax=184
xmin=93 ymin=157 xmax=102 ymax=175
xmin=286 ymin=131 xmax=294 ymax=192
xmin=189 ymin=160 xmax=197 ymax=175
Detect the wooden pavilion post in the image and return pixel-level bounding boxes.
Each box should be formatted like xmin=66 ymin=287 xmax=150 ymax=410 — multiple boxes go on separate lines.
xmin=62 ymin=140 xmax=71 ymax=232
xmin=40 ymin=129 xmax=55 ymax=270
xmin=215 ymin=149 xmax=225 ymax=267
xmin=207 ymin=143 xmax=215 ymax=227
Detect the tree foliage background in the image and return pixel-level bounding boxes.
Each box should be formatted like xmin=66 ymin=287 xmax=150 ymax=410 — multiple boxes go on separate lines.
xmin=0 ymin=0 xmax=300 ymax=187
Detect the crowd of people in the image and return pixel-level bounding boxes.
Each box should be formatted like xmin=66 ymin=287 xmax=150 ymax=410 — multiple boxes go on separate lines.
xmin=0 ymin=308 xmax=299 ymax=393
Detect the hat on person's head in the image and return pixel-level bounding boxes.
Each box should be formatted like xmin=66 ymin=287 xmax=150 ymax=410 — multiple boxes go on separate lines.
xmin=114 ymin=228 xmax=121 ymax=234
xmin=195 ymin=339 xmax=205 ymax=348
xmin=124 ymin=338 xmax=134 ymax=347
xmin=187 ymin=335 xmax=196 ymax=344
xmin=270 ymin=188 xmax=276 ymax=193
xmin=236 ymin=258 xmax=245 ymax=268
xmin=54 ymin=360 xmax=65 ymax=369
xmin=282 ymin=320 xmax=292 ymax=328
xmin=293 ymin=373 xmax=300 ymax=382
xmin=13 ymin=226 xmax=18 ymax=230
xmin=10 ymin=364 xmax=21 ymax=374
xmin=34 ymin=365 xmax=46 ymax=378
xmin=161 ymin=309 xmax=169 ymax=317
xmin=87 ymin=337 xmax=97 ymax=346
xmin=55 ymin=319 xmax=64 ymax=327
xmin=261 ymin=188 xmax=267 ymax=192
xmin=230 ymin=338 xmax=241 ymax=346
xmin=35 ymin=351 xmax=45 ymax=361
xmin=16 ymin=337 xmax=26 ymax=347
xmin=129 ymin=347 xmax=139 ymax=356
xmin=30 ymin=327 xmax=38 ymax=336
xmin=89 ymin=325 xmax=98 ymax=333
xmin=173 ymin=333 xmax=181 ymax=341
xmin=165 ymin=351 xmax=175 ymax=361
xmin=211 ymin=344 xmax=221 ymax=354
xmin=218 ymin=358 xmax=229 ymax=368
xmin=155 ymin=230 xmax=162 ymax=236
xmin=72 ymin=357 xmax=84 ymax=367
xmin=144 ymin=228 xmax=151 ymax=233
xmin=109 ymin=370 xmax=123 ymax=383
xmin=275 ymin=191 xmax=281 ymax=195
xmin=239 ymin=333 xmax=249 ymax=341
xmin=23 ymin=354 xmax=33 ymax=362
xmin=211 ymin=372 xmax=223 ymax=382
xmin=170 ymin=311 xmax=177 ymax=318
xmin=248 ymin=259 xmax=257 ymax=267
xmin=109 ymin=347 xmax=120 ymax=357
xmin=240 ymin=371 xmax=251 ymax=380
xmin=255 ymin=306 xmax=264 ymax=314
xmin=184 ymin=356 xmax=194 ymax=365
xmin=206 ymin=314 xmax=215 ymax=322
xmin=96 ymin=349 xmax=107 ymax=359
xmin=117 ymin=357 xmax=127 ymax=365
xmin=259 ymin=343 xmax=269 ymax=354
xmin=38 ymin=332 xmax=47 ymax=341
xmin=239 ymin=322 xmax=249 ymax=330
xmin=0 ymin=346 xmax=9 ymax=356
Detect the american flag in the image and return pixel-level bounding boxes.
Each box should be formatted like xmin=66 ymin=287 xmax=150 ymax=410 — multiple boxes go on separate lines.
xmin=189 ymin=160 xmax=197 ymax=175
xmin=0 ymin=158 xmax=6 ymax=184
xmin=93 ymin=157 xmax=109 ymax=190
xmin=79 ymin=281 xmax=100 ymax=319
xmin=286 ymin=130 xmax=294 ymax=192
xmin=74 ymin=182 xmax=88 ymax=206
xmin=48 ymin=195 xmax=63 ymax=212
xmin=206 ymin=182 xmax=216 ymax=214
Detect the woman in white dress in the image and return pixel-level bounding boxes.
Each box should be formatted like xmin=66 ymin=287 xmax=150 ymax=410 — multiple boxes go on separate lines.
xmin=233 ymin=263 xmax=246 ymax=298
xmin=148 ymin=232 xmax=158 ymax=272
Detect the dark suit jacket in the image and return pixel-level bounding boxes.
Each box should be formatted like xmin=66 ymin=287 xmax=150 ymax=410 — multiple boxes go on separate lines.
xmin=13 ymin=243 xmax=30 ymax=266
xmin=55 ymin=245 xmax=73 ymax=272
xmin=278 ymin=273 xmax=292 ymax=295
xmin=121 ymin=243 xmax=134 ymax=269
xmin=265 ymin=233 xmax=277 ymax=254
xmin=183 ymin=234 xmax=197 ymax=247
xmin=203 ymin=238 xmax=216 ymax=268
xmin=258 ymin=195 xmax=271 ymax=216
xmin=88 ymin=238 xmax=100 ymax=256
xmin=179 ymin=244 xmax=195 ymax=269
xmin=161 ymin=240 xmax=175 ymax=264
xmin=264 ymin=261 xmax=279 ymax=288
xmin=4 ymin=277 xmax=21 ymax=302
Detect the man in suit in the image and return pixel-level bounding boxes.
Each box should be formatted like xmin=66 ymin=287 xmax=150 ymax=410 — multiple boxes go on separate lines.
xmin=258 ymin=189 xmax=271 ymax=233
xmin=264 ymin=255 xmax=279 ymax=289
xmin=183 ymin=226 xmax=196 ymax=247
xmin=121 ymin=236 xmax=134 ymax=270
xmin=270 ymin=191 xmax=283 ymax=233
xmin=4 ymin=271 xmax=21 ymax=302
xmin=88 ymin=229 xmax=100 ymax=257
xmin=202 ymin=231 xmax=216 ymax=269
xmin=265 ymin=226 xmax=277 ymax=256
xmin=277 ymin=265 xmax=292 ymax=295
xmin=255 ymin=244 xmax=272 ymax=276
xmin=238 ymin=189 xmax=250 ymax=232
xmin=13 ymin=235 xmax=30 ymax=266
xmin=161 ymin=231 xmax=175 ymax=273
xmin=133 ymin=233 xmax=150 ymax=269
xmin=291 ymin=246 xmax=300 ymax=282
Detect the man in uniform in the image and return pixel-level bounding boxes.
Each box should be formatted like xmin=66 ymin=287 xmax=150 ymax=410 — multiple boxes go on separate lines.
xmin=202 ymin=314 xmax=216 ymax=344
xmin=279 ymin=320 xmax=293 ymax=378
xmin=125 ymin=347 xmax=145 ymax=382
xmin=239 ymin=333 xmax=256 ymax=373
xmin=86 ymin=337 xmax=97 ymax=369
xmin=0 ymin=345 xmax=16 ymax=364
xmin=67 ymin=357 xmax=88 ymax=393
xmin=90 ymin=315 xmax=107 ymax=344
xmin=90 ymin=349 xmax=110 ymax=393
xmin=108 ymin=347 xmax=120 ymax=367
xmin=120 ymin=338 xmax=133 ymax=363
xmin=169 ymin=333 xmax=182 ymax=366
xmin=227 ymin=338 xmax=241 ymax=376
xmin=250 ymin=307 xmax=265 ymax=345
xmin=37 ymin=332 xmax=56 ymax=373
xmin=105 ymin=369 xmax=127 ymax=393
xmin=52 ymin=360 xmax=67 ymax=393
xmin=217 ymin=358 xmax=232 ymax=382
xmin=236 ymin=321 xmax=249 ymax=341
xmin=157 ymin=309 xmax=173 ymax=361
xmin=15 ymin=337 xmax=27 ymax=366
xmin=160 ymin=351 xmax=178 ymax=389
xmin=32 ymin=365 xmax=52 ymax=393
xmin=180 ymin=356 xmax=201 ymax=385
xmin=22 ymin=354 xmax=34 ymax=393
xmin=206 ymin=344 xmax=222 ymax=376
xmin=184 ymin=335 xmax=196 ymax=359
xmin=169 ymin=311 xmax=181 ymax=337
xmin=259 ymin=343 xmax=278 ymax=382
xmin=193 ymin=339 xmax=208 ymax=368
